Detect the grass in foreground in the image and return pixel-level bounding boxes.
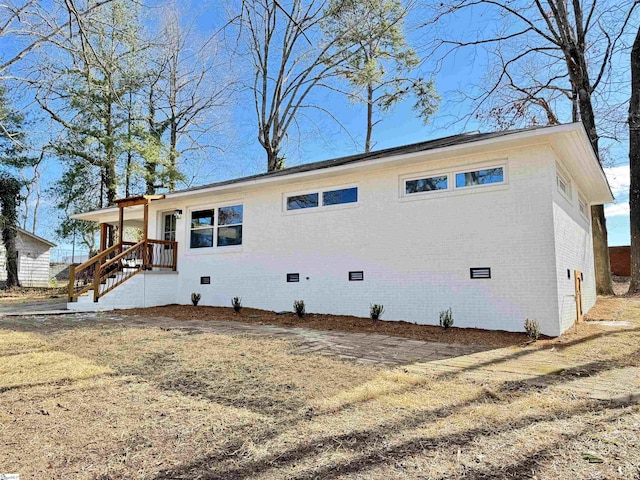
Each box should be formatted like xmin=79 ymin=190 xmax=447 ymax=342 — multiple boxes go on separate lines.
xmin=0 ymin=296 xmax=639 ymax=479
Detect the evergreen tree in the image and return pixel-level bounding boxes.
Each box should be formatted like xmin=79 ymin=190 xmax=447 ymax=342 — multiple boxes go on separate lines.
xmin=323 ymin=0 xmax=439 ymax=152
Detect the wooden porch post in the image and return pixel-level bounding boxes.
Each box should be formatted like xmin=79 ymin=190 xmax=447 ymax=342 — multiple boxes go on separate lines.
xmin=118 ymin=206 xmax=124 ymax=244
xmin=99 ymin=223 xmax=108 ymax=252
xmin=142 ymin=200 xmax=149 ymax=269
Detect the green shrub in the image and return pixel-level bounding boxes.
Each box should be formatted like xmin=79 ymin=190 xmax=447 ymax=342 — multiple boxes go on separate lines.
xmin=231 ymin=296 xmax=242 ymax=313
xmin=191 ymin=293 xmax=201 ymax=306
xmin=370 ymin=304 xmax=385 ymax=320
xmin=439 ymin=308 xmax=454 ymax=329
xmin=293 ymin=300 xmax=305 ymax=318
xmin=524 ymin=319 xmax=540 ymax=340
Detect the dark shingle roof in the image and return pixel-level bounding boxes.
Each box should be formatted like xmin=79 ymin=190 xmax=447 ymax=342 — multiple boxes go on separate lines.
xmin=170 ymin=124 xmax=557 ymax=196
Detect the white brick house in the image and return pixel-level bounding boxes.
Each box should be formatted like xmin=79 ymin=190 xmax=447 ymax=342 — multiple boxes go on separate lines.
xmin=68 ymin=123 xmax=613 ymax=337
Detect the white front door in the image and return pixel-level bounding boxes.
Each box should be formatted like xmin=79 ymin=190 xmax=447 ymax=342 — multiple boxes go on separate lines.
xmin=162 ymin=212 xmax=176 ymax=244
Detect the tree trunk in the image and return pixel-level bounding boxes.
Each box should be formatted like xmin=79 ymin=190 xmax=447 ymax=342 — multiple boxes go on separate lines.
xmin=146 ymin=90 xmax=157 ymax=195
xmin=592 ymin=204 xmax=613 ymax=294
xmin=105 ymin=94 xmax=118 ymax=205
xmin=125 ymin=92 xmax=133 ymax=198
xmin=169 ymin=120 xmax=177 ymax=191
xmin=570 ymin=67 xmax=614 ymax=295
xmin=4 ymin=226 xmax=19 ymax=288
xmin=629 ymin=27 xmax=640 ymax=293
xmin=0 ymin=175 xmax=22 ymax=289
xmin=267 ymin=144 xmax=284 ymax=172
xmin=365 ymin=84 xmax=373 ymax=153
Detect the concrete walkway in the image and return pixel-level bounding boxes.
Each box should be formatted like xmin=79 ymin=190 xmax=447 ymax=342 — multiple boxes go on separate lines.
xmin=0 ymin=298 xmax=67 ymax=314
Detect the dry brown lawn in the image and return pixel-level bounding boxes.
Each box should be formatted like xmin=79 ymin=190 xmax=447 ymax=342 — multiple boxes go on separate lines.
xmin=0 ymin=286 xmax=66 ymax=304
xmin=1 ymin=296 xmax=639 ymax=479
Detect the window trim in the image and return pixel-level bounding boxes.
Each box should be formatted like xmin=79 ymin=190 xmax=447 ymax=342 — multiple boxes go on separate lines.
xmin=578 ymin=193 xmax=589 ymax=219
xmin=189 ymin=208 xmax=216 ymax=249
xmin=185 ymin=201 xmax=244 ymax=254
xmin=402 ymin=170 xmax=451 ymax=198
xmin=453 ymin=165 xmax=506 ymax=190
xmin=400 ymin=160 xmax=508 ymax=200
xmin=216 ymin=205 xmax=244 ymax=248
xmin=283 ymin=184 xmax=359 ymax=214
xmin=556 ymin=164 xmax=573 ymax=203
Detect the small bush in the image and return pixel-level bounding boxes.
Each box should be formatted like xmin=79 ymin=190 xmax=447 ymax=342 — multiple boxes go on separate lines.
xmin=524 ymin=319 xmax=541 ymax=340
xmin=293 ymin=300 xmax=305 ymax=318
xmin=191 ymin=293 xmax=201 ymax=306
xmin=370 ymin=304 xmax=385 ymax=320
xmin=439 ymin=308 xmax=454 ymax=329
xmin=231 ymin=296 xmax=242 ymax=313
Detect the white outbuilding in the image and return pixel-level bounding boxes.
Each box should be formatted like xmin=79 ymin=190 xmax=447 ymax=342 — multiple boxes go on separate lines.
xmin=0 ymin=228 xmax=56 ymax=288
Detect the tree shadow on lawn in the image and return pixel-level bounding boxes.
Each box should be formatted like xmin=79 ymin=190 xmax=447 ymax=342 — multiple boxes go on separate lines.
xmin=153 ymin=350 xmax=638 ymax=480
xmin=154 ymin=393 xmax=637 ymax=480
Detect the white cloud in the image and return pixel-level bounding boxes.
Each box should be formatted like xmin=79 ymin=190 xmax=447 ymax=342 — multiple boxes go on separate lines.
xmin=604 ymin=202 xmax=630 ymax=217
xmin=604 ymin=165 xmax=630 ymax=197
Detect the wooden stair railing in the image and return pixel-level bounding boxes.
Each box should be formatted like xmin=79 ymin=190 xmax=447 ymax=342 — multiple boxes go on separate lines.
xmin=68 ymin=242 xmax=134 ymax=302
xmin=68 ymin=239 xmax=178 ymax=303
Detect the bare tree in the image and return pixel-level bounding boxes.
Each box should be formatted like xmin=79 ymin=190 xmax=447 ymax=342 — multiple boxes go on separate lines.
xmin=236 ymin=0 xmax=362 ymax=171
xmin=0 ymin=1 xmax=117 ymax=82
xmin=143 ymin=4 xmax=234 ymax=193
xmin=423 ymin=0 xmax=639 ymax=295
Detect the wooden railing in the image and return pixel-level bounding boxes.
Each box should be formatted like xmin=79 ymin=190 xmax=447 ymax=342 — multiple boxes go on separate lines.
xmin=68 ymin=239 xmax=177 ymax=302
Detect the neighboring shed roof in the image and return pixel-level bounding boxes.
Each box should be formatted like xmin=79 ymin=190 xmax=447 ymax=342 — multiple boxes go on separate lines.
xmin=16 ymin=228 xmax=56 ymax=248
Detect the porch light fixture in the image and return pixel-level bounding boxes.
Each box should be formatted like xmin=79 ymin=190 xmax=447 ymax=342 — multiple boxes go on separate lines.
xmin=173 ymin=209 xmax=183 ymax=219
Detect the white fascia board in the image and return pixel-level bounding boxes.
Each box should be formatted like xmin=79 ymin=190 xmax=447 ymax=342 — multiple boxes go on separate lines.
xmin=72 ymin=123 xmax=610 ymax=221
xmin=165 ymin=123 xmax=585 ymax=199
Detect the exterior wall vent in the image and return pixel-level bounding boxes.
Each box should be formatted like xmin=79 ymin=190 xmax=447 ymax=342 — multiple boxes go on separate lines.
xmin=287 ymin=273 xmax=300 ymax=282
xmin=200 ymin=276 xmax=211 ymax=285
xmin=470 ymin=268 xmax=491 ymax=279
xmin=349 ymin=271 xmax=364 ymax=281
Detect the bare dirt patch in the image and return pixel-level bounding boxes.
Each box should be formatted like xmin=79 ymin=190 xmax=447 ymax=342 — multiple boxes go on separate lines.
xmin=121 ymin=305 xmax=532 ymax=348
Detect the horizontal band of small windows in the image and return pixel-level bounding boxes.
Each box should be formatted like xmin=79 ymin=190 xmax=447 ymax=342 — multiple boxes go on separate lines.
xmin=405 ymin=175 xmax=448 ymax=194
xmin=403 ymin=165 xmax=505 ymax=197
xmin=287 ymin=193 xmax=319 ymax=210
xmin=455 ymin=167 xmax=504 ymax=188
xmin=286 ymin=187 xmax=358 ymax=211
xmin=323 ymin=187 xmax=358 ymax=206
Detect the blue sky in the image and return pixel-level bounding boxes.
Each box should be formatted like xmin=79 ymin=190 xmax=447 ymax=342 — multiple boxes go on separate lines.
xmin=1 ymin=0 xmax=633 ymax=251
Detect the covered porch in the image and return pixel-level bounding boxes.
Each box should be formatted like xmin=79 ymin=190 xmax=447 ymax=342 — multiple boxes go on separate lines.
xmin=68 ymin=195 xmax=178 ymax=303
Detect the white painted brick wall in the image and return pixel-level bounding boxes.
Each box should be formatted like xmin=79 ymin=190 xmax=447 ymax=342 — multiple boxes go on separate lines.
xmin=150 ymin=144 xmax=561 ymax=335
xmin=67 ymin=272 xmax=178 ymax=311
xmin=550 ymin=157 xmax=597 ymax=335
